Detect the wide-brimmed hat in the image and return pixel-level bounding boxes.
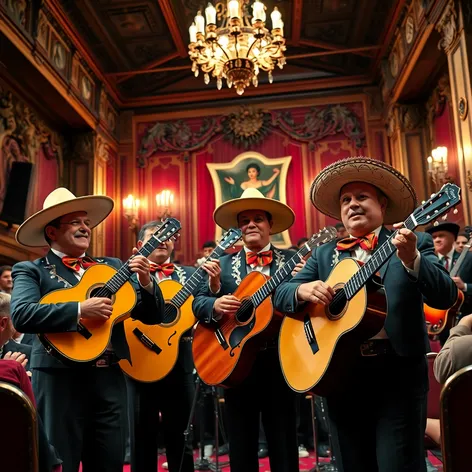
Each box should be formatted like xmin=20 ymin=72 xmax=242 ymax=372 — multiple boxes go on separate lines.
xmin=16 ymin=187 xmax=114 ymax=247
xmin=425 ymin=222 xmax=460 ymax=239
xmin=213 ymin=188 xmax=295 ymax=234
xmin=310 ymin=157 xmax=417 ymax=224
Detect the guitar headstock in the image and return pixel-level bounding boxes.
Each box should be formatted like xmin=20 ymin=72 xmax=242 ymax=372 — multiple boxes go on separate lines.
xmin=307 ymin=226 xmax=338 ymax=249
xmin=218 ymin=227 xmax=243 ymax=250
xmin=153 ymin=217 xmax=182 ymax=243
xmin=412 ymin=183 xmax=461 ymax=227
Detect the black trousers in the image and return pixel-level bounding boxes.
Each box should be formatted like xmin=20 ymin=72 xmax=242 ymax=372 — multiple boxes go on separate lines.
xmin=326 ymin=353 xmax=428 ymax=472
xmin=33 ymin=365 xmax=126 ymax=472
xmin=126 ymin=342 xmax=195 ymax=472
xmin=224 ymin=347 xmax=299 ymax=472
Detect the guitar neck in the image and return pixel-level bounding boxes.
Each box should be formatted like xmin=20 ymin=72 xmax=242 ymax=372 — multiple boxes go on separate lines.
xmin=171 ymin=244 xmax=227 ymax=308
xmin=344 ymin=216 xmax=416 ymax=300
xmin=104 ymin=230 xmax=171 ymax=295
xmin=251 ymin=240 xmax=316 ymax=308
xmin=450 ymin=245 xmax=471 ymax=277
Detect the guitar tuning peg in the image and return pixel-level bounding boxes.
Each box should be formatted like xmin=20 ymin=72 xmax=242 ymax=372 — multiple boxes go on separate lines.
xmin=434 ymin=220 xmax=439 ymax=226
xmin=453 ymin=208 xmax=459 ymax=214
xmin=431 ymin=193 xmax=435 ymax=198
xmin=442 ymin=214 xmax=448 ymax=220
xmin=421 ymin=200 xmax=426 ymax=204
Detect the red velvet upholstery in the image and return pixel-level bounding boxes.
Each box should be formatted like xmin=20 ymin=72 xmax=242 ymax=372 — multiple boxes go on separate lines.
xmin=441 ymin=364 xmax=472 ymax=471
xmin=0 ymin=380 xmax=39 ymax=472
xmin=427 ymin=352 xmax=441 ymax=420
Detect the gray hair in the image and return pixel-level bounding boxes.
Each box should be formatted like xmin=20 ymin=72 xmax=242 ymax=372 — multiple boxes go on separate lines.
xmin=0 ymin=292 xmax=11 ymax=318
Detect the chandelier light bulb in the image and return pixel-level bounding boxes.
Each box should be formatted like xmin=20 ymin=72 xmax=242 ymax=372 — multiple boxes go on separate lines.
xmin=252 ymin=0 xmax=265 ymax=22
xmin=270 ymin=7 xmax=282 ymax=29
xmin=195 ymin=11 xmax=205 ymax=33
xmin=205 ymin=3 xmax=217 ymax=25
xmin=189 ymin=22 xmax=197 ymax=43
xmin=228 ymin=0 xmax=240 ymax=19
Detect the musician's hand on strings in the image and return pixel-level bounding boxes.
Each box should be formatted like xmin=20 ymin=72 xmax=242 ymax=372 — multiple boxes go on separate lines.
xmin=80 ymin=298 xmax=113 ymax=321
xmin=392 ymin=222 xmax=418 ymax=268
xmin=214 ymin=295 xmax=241 ymax=317
xmin=130 ymin=247 xmax=151 ymax=287
xmin=3 ymin=351 xmax=28 ymax=368
xmin=452 ymin=276 xmax=466 ymax=291
xmin=297 ymin=281 xmax=334 ymax=306
xmin=291 ymin=259 xmax=306 ymax=276
xmin=202 ymin=259 xmax=221 ymax=293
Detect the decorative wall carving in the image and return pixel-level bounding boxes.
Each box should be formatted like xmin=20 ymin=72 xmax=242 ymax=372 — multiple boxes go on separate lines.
xmin=386 ymin=103 xmax=425 ymax=136
xmin=138 ymin=104 xmax=366 ymax=166
xmin=426 ymin=75 xmax=452 ymax=143
xmin=436 ymin=0 xmax=458 ymax=53
xmin=2 ymin=0 xmax=28 ymax=28
xmin=66 ymin=132 xmax=95 ymax=161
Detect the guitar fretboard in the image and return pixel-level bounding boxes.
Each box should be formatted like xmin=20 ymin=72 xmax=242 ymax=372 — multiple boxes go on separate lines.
xmin=344 ymin=216 xmax=415 ymax=300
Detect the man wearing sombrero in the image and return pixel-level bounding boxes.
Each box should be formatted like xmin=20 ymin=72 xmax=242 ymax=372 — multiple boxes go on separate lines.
xmin=9 ymin=187 xmax=165 ymax=472
xmin=274 ymin=157 xmax=457 ymax=472
xmin=193 ymin=188 xmax=299 ymax=472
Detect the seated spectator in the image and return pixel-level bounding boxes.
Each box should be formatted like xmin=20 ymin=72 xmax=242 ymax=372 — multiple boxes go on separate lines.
xmin=455 ymin=233 xmax=470 ymax=253
xmin=335 ymin=222 xmax=348 ymax=239
xmin=434 ymin=313 xmax=472 ymax=384
xmin=0 ymin=265 xmax=12 ymax=294
xmin=0 ymin=292 xmax=61 ymax=471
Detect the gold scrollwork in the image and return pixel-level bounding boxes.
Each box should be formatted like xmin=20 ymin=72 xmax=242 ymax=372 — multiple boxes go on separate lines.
xmin=459 ymin=97 xmax=468 ymax=121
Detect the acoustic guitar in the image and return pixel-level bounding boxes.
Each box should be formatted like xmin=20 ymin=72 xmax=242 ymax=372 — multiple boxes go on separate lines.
xmin=39 ymin=218 xmax=182 ymax=365
xmin=192 ymin=226 xmax=338 ymax=388
xmin=279 ymin=183 xmax=461 ymax=396
xmin=119 ymin=227 xmax=242 ymax=383
xmin=424 ymin=233 xmax=472 ymax=336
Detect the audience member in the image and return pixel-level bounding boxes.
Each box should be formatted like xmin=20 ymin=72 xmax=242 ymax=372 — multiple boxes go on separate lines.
xmin=0 ymin=265 xmax=12 ymax=293
xmin=455 ymin=233 xmax=470 ymax=253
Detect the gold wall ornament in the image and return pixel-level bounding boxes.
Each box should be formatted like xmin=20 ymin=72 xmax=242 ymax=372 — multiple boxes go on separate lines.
xmin=459 ymin=97 xmax=468 ymax=121
xmin=188 ymin=0 xmax=286 ymax=95
xmin=436 ymin=0 xmax=458 ymax=53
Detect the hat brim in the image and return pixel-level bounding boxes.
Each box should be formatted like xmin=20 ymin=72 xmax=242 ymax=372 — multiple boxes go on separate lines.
xmin=213 ymin=197 xmax=295 ymax=235
xmin=310 ymin=157 xmax=417 ymax=224
xmin=425 ymin=222 xmax=460 ymax=239
xmin=15 ymin=196 xmax=114 ymax=247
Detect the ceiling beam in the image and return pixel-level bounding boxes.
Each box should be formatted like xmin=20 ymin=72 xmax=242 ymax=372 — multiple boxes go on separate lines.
xmin=121 ymin=75 xmax=372 ymax=107
xmin=297 ymin=39 xmax=377 ymax=57
xmin=291 ymin=0 xmax=303 ymax=46
xmin=157 ymin=0 xmax=187 ymax=58
xmin=115 ymin=52 xmax=180 ymax=84
xmin=107 ymin=45 xmax=380 ymax=79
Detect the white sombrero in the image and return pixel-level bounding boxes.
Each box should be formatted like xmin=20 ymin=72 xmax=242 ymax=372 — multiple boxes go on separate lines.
xmin=310 ymin=157 xmax=417 ymax=224
xmin=213 ymin=188 xmax=295 ymax=235
xmin=16 ymin=187 xmax=114 ymax=247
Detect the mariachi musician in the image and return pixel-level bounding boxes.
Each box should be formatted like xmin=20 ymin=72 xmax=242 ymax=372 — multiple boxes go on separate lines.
xmin=192 ymin=188 xmax=299 ymax=472
xmin=274 ymin=157 xmax=457 ymax=472
xmin=10 ymin=188 xmax=164 ymax=472
xmin=125 ymin=219 xmax=198 ymax=472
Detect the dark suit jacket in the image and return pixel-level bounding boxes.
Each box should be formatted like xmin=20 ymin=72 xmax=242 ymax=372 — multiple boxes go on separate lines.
xmin=10 ymin=250 xmax=165 ymax=369
xmin=19 ymin=333 xmax=35 ymax=346
xmin=1 ymin=339 xmax=32 ymax=371
xmin=193 ymin=245 xmax=295 ymax=326
xmin=274 ymin=228 xmax=458 ymax=357
xmin=450 ymin=250 xmax=472 ymax=315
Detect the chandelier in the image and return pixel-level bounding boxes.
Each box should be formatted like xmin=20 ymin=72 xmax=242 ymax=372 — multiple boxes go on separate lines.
xmin=188 ymin=0 xmax=286 ymax=95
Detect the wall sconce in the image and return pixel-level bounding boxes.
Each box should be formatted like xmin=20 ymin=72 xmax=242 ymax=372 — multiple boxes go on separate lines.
xmin=427 ymin=146 xmax=450 ymax=189
xmin=156 ymin=190 xmax=174 ymax=220
xmin=123 ymin=194 xmax=140 ymax=232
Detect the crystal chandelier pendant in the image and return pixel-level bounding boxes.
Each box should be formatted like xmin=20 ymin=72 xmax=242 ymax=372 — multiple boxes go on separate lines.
xmin=187 ymin=0 xmax=286 ymax=95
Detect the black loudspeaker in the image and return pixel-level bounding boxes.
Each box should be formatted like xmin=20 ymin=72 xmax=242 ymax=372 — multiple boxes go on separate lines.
xmin=0 ymin=161 xmax=33 ymax=225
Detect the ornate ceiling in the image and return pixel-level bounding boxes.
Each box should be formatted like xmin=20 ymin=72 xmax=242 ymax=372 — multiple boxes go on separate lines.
xmin=58 ymin=0 xmax=399 ymax=104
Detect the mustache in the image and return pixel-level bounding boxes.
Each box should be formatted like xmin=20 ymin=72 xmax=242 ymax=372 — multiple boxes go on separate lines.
xmin=74 ymin=230 xmax=89 ymax=237
xmin=348 ymin=210 xmax=365 ymax=217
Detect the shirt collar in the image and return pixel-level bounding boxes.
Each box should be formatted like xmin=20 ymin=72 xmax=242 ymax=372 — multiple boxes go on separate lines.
xmin=438 ymin=247 xmax=455 ymax=261
xmin=348 ymin=226 xmax=382 ymax=239
xmin=244 ymin=243 xmax=272 ymax=255
xmin=51 ymin=248 xmax=86 ymax=259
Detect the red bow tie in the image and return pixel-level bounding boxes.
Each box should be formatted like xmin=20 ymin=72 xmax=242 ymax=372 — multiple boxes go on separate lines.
xmin=149 ymin=262 xmax=174 ymax=277
xmin=62 ymin=256 xmax=97 ymax=272
xmin=336 ymin=232 xmax=378 ymax=252
xmin=246 ymin=250 xmax=273 ymax=267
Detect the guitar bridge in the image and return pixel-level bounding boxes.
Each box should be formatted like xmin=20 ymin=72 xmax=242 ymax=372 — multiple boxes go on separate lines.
xmin=214 ymin=327 xmax=229 ymax=350
xmin=303 ymin=313 xmax=319 ymax=355
xmin=77 ymin=322 xmax=92 ymax=339
xmin=133 ymin=328 xmax=162 ymax=355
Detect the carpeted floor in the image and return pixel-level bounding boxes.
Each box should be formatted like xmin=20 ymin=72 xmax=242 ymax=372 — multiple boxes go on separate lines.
xmin=112 ymin=449 xmax=443 ymax=471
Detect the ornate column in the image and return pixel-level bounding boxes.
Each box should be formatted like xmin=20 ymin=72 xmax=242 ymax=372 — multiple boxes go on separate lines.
xmin=386 ymin=103 xmax=430 ymax=204
xmin=437 ymin=0 xmax=472 ymax=222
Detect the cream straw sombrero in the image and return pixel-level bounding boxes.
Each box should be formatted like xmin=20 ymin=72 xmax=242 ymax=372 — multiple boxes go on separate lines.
xmin=16 ymin=187 xmax=114 ymax=247
xmin=310 ymin=157 xmax=417 ymax=224
xmin=213 ymin=188 xmax=295 ymax=235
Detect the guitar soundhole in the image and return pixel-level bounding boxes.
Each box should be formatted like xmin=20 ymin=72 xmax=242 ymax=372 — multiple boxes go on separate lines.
xmin=163 ymin=303 xmax=178 ymax=324
xmin=235 ymin=300 xmax=254 ymax=324
xmin=90 ymin=286 xmax=113 ymax=299
xmin=327 ymin=288 xmax=347 ymax=320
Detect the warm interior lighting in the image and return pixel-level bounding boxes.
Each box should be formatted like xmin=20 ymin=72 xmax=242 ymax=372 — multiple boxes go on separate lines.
xmin=156 ymin=190 xmax=175 ymax=219
xmin=427 ymin=146 xmax=450 ymax=190
xmin=123 ymin=194 xmax=140 ymax=232
xmin=188 ymin=0 xmax=286 ymax=95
